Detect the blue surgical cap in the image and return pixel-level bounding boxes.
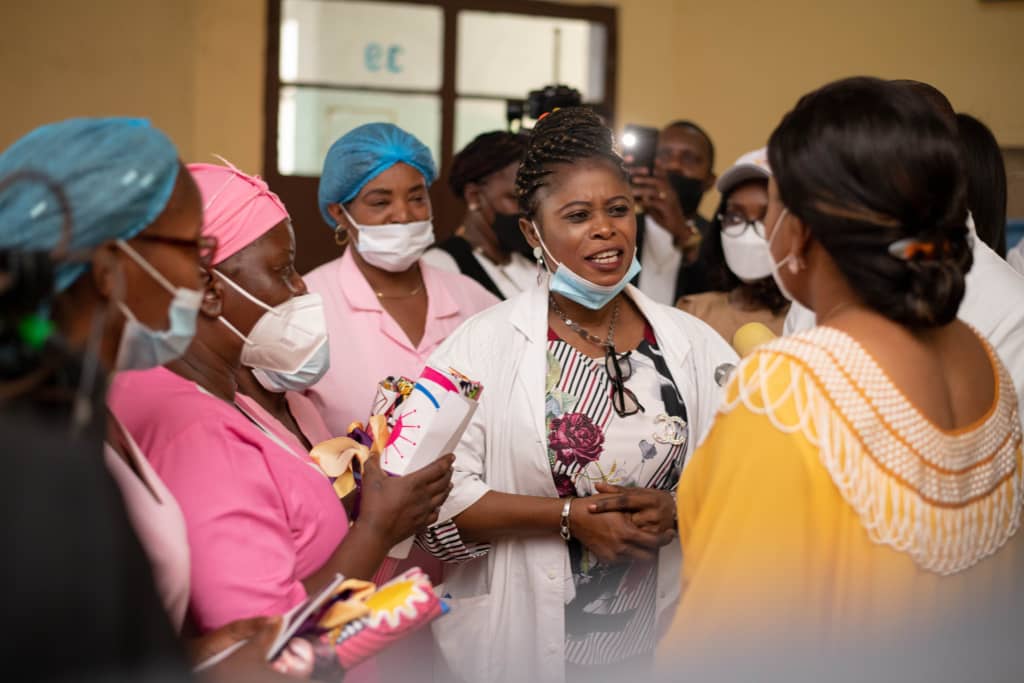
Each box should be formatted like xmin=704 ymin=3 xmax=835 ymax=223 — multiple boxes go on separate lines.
xmin=0 ymin=117 xmax=180 ymax=291
xmin=317 ymin=123 xmax=437 ymax=226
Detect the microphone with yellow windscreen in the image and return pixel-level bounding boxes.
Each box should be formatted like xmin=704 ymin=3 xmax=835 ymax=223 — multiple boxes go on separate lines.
xmin=732 ymin=322 xmax=777 ymax=357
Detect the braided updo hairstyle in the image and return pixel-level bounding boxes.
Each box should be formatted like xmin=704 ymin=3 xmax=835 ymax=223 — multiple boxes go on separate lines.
xmin=768 ymin=77 xmax=971 ymax=329
xmin=515 ymin=107 xmax=627 ymax=218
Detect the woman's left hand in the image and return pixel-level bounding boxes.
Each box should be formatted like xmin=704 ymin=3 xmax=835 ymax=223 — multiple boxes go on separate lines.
xmin=587 ymin=483 xmax=676 ymax=536
xmin=628 ymin=168 xmax=695 ymax=246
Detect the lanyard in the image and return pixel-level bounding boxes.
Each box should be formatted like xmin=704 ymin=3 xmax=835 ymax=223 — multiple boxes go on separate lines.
xmin=193 ymin=381 xmax=322 ymax=472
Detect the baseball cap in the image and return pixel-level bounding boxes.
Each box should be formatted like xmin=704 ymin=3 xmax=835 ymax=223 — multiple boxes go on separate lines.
xmin=716 ymin=147 xmax=771 ymax=195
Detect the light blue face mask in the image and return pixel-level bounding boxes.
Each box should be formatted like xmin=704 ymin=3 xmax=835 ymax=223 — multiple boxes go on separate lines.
xmin=113 ymin=240 xmax=202 ymax=371
xmin=532 ymin=222 xmax=642 ymax=310
xmin=252 ymin=338 xmax=330 ymax=393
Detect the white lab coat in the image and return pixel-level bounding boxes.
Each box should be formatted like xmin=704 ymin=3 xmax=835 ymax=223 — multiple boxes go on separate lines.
xmin=425 ymin=282 xmax=738 ymax=683
xmin=784 ymin=225 xmax=1024 ymax=434
xmin=1007 ymin=239 xmax=1024 ymax=277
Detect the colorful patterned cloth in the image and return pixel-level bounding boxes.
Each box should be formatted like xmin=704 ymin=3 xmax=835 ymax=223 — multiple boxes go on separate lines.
xmin=281 ymin=567 xmax=447 ymax=679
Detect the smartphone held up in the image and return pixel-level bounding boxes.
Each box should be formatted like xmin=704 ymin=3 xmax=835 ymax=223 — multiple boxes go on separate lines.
xmin=622 ymin=124 xmax=659 ymax=173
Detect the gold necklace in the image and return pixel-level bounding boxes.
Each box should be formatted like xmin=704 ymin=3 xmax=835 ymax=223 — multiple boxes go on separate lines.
xmin=376 ymin=285 xmax=422 ymax=299
xmin=817 ymin=300 xmax=859 ymax=323
xmin=362 ymin=260 xmax=424 ymax=299
xmin=376 ymin=280 xmax=423 ymax=299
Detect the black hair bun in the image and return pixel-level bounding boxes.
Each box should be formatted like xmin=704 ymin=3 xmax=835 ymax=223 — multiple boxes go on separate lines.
xmin=896 ymin=224 xmax=972 ymax=328
xmin=768 ymin=77 xmax=972 ymax=330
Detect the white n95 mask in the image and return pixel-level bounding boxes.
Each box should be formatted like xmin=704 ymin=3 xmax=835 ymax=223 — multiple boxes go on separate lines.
xmin=340 ymin=206 xmax=434 ymax=273
xmin=216 ymin=273 xmax=330 ymax=392
xmin=721 ymin=223 xmax=774 ymax=282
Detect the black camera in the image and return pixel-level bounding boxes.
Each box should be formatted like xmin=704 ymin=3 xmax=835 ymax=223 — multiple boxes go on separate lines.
xmin=506 ymin=84 xmax=583 ymax=129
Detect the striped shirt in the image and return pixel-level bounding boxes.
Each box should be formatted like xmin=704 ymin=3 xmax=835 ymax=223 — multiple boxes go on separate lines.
xmin=546 ymin=325 xmax=688 ymax=666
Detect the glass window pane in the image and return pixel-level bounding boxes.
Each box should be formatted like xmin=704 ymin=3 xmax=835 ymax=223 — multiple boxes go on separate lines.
xmin=456 ymin=11 xmax=606 ymax=101
xmin=278 ymin=86 xmax=441 ymax=176
xmin=454 ymin=98 xmax=509 ymax=153
xmin=281 ymin=0 xmax=443 ymax=90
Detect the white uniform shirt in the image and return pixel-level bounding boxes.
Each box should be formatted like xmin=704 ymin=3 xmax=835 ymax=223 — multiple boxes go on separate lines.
xmin=422 ymin=247 xmax=537 ymax=300
xmin=1006 ymin=238 xmax=1024 ymax=277
xmin=637 ymin=216 xmax=684 ymax=306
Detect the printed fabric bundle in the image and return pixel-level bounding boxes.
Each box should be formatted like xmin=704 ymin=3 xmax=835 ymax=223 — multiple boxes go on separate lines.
xmin=274 ymin=568 xmax=448 ymax=680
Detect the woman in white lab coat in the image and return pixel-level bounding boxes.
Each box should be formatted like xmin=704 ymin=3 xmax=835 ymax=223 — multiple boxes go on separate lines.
xmin=420 ymin=108 xmax=738 ymax=683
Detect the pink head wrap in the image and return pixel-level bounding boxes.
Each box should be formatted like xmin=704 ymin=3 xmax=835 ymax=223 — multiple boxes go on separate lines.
xmin=188 ymin=159 xmax=289 ymax=264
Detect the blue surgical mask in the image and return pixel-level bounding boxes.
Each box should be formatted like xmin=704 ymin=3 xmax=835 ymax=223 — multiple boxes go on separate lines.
xmin=252 ymin=338 xmax=330 ymax=393
xmin=532 ymin=222 xmax=642 ymax=310
xmin=113 ymin=240 xmax=202 ymax=371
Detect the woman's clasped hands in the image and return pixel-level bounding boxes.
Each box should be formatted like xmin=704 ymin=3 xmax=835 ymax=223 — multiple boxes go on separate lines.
xmin=568 ymin=483 xmax=676 ymax=564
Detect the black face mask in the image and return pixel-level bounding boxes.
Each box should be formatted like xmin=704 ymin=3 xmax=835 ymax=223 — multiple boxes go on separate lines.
xmin=667 ymin=172 xmax=706 ymax=216
xmin=493 ymin=212 xmax=534 ymax=259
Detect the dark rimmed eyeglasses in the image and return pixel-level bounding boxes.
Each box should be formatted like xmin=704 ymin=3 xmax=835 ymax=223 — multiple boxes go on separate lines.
xmin=134 ymin=234 xmax=218 ymax=269
xmin=605 ymin=348 xmax=645 ymax=418
xmin=717 ymin=211 xmax=767 ymax=238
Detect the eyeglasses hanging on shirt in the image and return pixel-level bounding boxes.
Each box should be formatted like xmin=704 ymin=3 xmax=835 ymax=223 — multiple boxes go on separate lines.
xmin=604 ymin=348 xmax=644 ymax=418
xmin=548 ymin=294 xmax=646 ymax=418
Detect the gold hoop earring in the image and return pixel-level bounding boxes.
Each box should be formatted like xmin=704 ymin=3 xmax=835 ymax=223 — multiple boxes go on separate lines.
xmin=334 ymin=225 xmax=350 ymax=247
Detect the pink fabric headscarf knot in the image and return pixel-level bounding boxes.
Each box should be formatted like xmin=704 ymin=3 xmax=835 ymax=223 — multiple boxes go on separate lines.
xmin=188 ymin=158 xmax=289 ymax=265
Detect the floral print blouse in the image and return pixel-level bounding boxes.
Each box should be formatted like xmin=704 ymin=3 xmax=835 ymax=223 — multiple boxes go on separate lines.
xmin=546 ymin=325 xmax=688 ymax=666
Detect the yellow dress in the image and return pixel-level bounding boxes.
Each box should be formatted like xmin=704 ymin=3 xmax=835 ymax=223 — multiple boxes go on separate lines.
xmin=658 ymin=327 xmax=1023 ymax=672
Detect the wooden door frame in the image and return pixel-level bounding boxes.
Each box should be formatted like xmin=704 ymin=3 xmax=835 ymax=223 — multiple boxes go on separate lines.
xmin=263 ymin=0 xmax=618 ymax=274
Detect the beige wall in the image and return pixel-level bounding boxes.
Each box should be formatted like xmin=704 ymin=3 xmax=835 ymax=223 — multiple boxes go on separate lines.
xmin=600 ymin=0 xmax=1024 ymax=213
xmin=191 ymin=0 xmax=267 ymax=172
xmin=2 ymin=0 xmax=1022 ymax=212
xmin=0 ymin=0 xmax=266 ymax=171
xmin=1 ymin=0 xmax=195 ymax=154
